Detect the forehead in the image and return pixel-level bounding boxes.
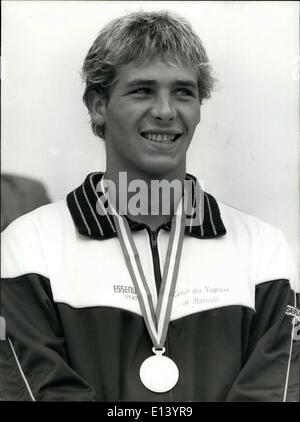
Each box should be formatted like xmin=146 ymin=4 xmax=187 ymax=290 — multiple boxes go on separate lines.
xmin=114 ymin=56 xmax=198 ymax=87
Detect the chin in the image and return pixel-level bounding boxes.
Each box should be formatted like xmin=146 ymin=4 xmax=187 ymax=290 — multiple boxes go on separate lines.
xmin=138 ymin=158 xmax=182 ymax=178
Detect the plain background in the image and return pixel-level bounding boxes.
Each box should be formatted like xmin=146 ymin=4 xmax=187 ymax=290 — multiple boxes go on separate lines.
xmin=1 ymin=1 xmax=299 ymax=271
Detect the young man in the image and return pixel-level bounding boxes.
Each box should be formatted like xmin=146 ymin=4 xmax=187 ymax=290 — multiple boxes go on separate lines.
xmin=1 ymin=11 xmax=299 ymax=401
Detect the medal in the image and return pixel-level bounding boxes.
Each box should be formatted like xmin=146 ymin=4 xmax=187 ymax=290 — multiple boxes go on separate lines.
xmin=139 ymin=347 xmax=179 ymax=393
xmin=101 ymin=177 xmax=185 ymax=393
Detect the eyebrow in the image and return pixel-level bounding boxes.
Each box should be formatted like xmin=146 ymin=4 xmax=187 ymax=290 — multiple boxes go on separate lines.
xmin=125 ymin=79 xmax=198 ymax=90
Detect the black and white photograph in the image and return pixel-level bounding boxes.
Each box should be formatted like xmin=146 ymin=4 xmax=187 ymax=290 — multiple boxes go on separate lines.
xmin=1 ymin=1 xmax=299 ymax=403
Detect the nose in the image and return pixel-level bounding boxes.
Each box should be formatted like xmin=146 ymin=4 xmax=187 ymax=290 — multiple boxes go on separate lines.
xmin=150 ymin=92 xmax=176 ymax=121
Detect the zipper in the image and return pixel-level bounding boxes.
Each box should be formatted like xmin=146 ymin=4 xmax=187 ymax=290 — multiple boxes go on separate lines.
xmin=148 ymin=230 xmax=162 ymax=294
xmin=149 ymin=229 xmax=157 ymax=248
xmin=148 ymin=229 xmax=175 ymax=401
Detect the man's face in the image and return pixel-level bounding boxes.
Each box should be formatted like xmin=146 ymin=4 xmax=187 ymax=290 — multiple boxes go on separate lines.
xmin=101 ymin=57 xmax=201 ymax=177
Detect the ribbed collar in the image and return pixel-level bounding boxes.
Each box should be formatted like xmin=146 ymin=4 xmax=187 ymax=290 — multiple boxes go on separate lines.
xmin=66 ymin=172 xmax=226 ymax=240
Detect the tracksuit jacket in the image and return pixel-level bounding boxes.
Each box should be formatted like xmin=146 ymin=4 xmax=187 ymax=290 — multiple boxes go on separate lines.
xmin=0 ymin=172 xmax=299 ymax=401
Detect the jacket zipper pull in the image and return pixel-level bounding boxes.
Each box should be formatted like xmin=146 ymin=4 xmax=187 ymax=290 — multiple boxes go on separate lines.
xmin=150 ymin=230 xmax=157 ymax=248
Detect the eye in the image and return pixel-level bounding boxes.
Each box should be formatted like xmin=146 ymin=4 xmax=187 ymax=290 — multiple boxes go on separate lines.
xmin=175 ymin=88 xmax=194 ymax=97
xmin=130 ymin=87 xmax=151 ymax=96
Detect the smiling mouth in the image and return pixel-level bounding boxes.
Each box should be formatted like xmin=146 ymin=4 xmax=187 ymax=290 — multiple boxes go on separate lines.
xmin=141 ymin=132 xmax=181 ymax=144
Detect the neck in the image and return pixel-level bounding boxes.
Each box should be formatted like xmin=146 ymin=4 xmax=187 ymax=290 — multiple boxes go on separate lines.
xmin=104 ymin=166 xmax=186 ymax=232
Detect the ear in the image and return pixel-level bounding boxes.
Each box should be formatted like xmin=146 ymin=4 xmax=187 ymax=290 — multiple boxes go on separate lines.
xmin=86 ymin=90 xmax=107 ymax=127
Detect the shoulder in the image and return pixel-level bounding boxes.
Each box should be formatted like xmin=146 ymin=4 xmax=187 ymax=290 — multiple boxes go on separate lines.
xmin=217 ymin=201 xmax=299 ymax=292
xmin=1 ymin=200 xmax=75 ymax=279
xmin=218 ymin=201 xmax=279 ymax=237
xmin=2 ymin=199 xmax=72 ymax=238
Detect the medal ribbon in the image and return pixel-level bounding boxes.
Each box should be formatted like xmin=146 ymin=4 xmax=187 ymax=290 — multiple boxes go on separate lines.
xmin=101 ymin=177 xmax=186 ymax=349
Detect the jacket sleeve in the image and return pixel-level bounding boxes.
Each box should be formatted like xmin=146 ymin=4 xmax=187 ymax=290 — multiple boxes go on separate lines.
xmin=226 ymin=280 xmax=299 ymax=401
xmin=227 ymin=224 xmax=299 ymax=402
xmin=0 ymin=215 xmax=96 ymax=401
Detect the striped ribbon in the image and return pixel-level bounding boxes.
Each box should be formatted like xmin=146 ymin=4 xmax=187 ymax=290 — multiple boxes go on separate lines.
xmin=101 ymin=177 xmax=186 ymax=349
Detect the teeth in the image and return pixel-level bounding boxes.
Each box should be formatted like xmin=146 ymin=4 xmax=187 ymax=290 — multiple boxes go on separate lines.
xmin=143 ymin=133 xmax=178 ymax=142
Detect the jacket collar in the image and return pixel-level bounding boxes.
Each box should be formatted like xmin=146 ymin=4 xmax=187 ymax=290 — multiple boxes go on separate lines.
xmin=67 ymin=172 xmax=226 ymax=240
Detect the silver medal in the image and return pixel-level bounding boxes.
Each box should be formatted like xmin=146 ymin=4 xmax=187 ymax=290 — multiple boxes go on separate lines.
xmin=139 ymin=347 xmax=179 ymax=393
